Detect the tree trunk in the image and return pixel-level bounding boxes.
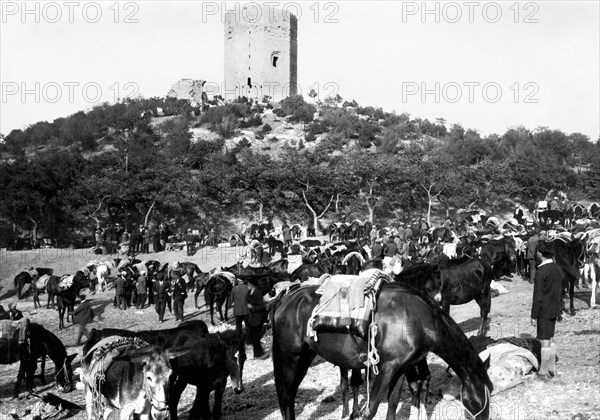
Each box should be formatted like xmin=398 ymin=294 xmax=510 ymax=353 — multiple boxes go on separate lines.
xmin=301 ymin=189 xmax=334 ymax=235
xmin=258 ymin=201 xmax=264 ymax=222
xmin=27 ymin=217 xmax=38 ymax=244
xmin=144 ymin=199 xmax=156 ymax=227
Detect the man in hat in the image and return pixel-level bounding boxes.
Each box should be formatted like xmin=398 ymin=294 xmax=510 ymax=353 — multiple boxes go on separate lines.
xmin=114 ymin=271 xmax=127 ymax=310
xmin=231 ymin=278 xmax=249 ymax=337
xmin=185 ymin=229 xmax=195 ymax=257
xmin=72 ymin=295 xmax=94 ymax=345
xmin=172 ymin=272 xmax=187 ymax=322
xmin=531 ymin=241 xmax=562 ymax=379
xmin=136 ymin=270 xmax=148 ymax=309
xmin=371 ymin=238 xmax=384 ymax=259
xmin=153 ymin=274 xmax=171 ymax=323
xmin=7 ymin=303 xmax=23 ymax=321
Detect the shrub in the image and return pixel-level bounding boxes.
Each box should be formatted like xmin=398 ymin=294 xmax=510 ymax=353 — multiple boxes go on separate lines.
xmin=240 ymin=114 xmax=262 ymax=128
xmin=216 ymin=115 xmax=238 ymax=139
xmin=262 ymin=123 xmax=272 ymax=133
xmin=269 ymin=136 xmax=279 ymax=143
xmin=305 ymin=132 xmax=317 ymax=142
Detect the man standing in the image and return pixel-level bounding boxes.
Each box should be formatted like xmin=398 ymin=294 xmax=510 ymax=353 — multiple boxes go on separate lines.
xmin=247 ymin=282 xmax=268 ymax=358
xmin=114 ymin=272 xmax=127 ymax=310
xmin=371 ymin=239 xmax=384 ymax=260
xmin=72 ymin=295 xmax=94 ymax=345
xmin=142 ymin=226 xmax=151 ymax=253
xmin=153 ymin=274 xmax=171 ymax=323
xmin=282 ymin=223 xmax=292 ymax=248
xmin=185 ymin=229 xmax=195 ymax=257
xmin=172 ymin=272 xmax=187 ymax=322
xmin=136 ymin=271 xmax=147 ymax=309
xmin=231 ymin=278 xmax=249 ymax=337
xmin=531 ymin=242 xmax=563 ymax=379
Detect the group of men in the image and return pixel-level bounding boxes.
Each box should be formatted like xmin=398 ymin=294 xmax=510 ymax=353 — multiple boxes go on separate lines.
xmin=94 ymin=223 xmax=171 ymax=256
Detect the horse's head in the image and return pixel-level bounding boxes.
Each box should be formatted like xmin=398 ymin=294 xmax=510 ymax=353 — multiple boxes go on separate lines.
xmin=217 ymin=330 xmax=246 ymax=394
xmin=55 ymin=353 xmax=77 ymax=393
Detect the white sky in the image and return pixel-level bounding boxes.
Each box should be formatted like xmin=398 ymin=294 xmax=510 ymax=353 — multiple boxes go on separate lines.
xmin=1 ymin=1 xmax=599 ymax=139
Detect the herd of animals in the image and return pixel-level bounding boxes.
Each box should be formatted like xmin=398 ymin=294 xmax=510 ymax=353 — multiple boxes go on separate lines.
xmin=2 ymin=208 xmax=600 ymax=420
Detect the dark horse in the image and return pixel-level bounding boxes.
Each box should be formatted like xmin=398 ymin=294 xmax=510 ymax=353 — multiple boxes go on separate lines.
xmin=55 ymin=271 xmax=88 ymax=329
xmin=203 ymin=274 xmax=234 ymax=325
xmin=272 ymin=283 xmax=492 ymax=419
xmin=14 ymin=268 xmax=54 ymax=299
xmin=0 ymin=322 xmax=76 ymax=397
xmin=550 ymin=238 xmax=585 ymax=316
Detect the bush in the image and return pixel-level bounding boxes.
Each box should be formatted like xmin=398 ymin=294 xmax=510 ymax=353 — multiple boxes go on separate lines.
xmin=269 ymin=136 xmax=279 ymax=143
xmin=240 ymin=114 xmax=262 ymax=128
xmin=273 ymin=108 xmax=286 ymax=118
xmin=305 ymin=132 xmax=317 ymax=142
xmin=262 ymin=123 xmax=272 ymax=133
xmin=216 ymin=115 xmax=238 ymax=139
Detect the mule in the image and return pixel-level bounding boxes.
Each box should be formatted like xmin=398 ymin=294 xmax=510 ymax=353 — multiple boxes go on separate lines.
xmin=55 ymin=271 xmax=88 ymax=329
xmin=0 ymin=322 xmax=76 ymax=397
xmin=550 ymin=238 xmax=585 ymax=316
xmin=204 ymin=273 xmax=234 ymax=325
xmin=14 ymin=268 xmax=54 ymax=299
xmin=82 ymin=337 xmax=183 ymax=420
xmin=272 ymin=283 xmax=493 ymax=419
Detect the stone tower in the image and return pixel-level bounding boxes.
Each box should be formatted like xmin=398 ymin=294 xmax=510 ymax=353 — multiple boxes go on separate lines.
xmin=224 ymin=6 xmax=297 ymax=102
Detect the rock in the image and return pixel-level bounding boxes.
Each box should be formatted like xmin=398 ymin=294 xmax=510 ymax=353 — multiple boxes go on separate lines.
xmin=167 ymin=79 xmax=207 ymax=107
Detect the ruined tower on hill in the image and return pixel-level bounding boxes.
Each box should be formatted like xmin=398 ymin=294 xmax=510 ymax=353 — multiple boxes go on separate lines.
xmin=224 ymin=6 xmax=297 ymax=102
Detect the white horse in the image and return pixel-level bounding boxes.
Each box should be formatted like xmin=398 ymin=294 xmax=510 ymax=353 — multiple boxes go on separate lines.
xmin=88 ymin=260 xmax=117 ymax=293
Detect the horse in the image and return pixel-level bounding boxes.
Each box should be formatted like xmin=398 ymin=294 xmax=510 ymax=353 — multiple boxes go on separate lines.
xmin=272 ymin=282 xmax=493 ymax=419
xmin=81 ymin=337 xmax=185 ymax=420
xmin=204 ymin=273 xmax=235 ymax=325
xmin=14 ymin=268 xmax=54 ymax=299
xmin=289 ymin=259 xmax=334 ymax=282
xmin=0 ymin=322 xmax=76 ymax=397
xmin=550 ymin=238 xmax=585 ymax=316
xmin=32 ymin=274 xmax=61 ymax=309
xmin=169 ymin=330 xmax=246 ymax=420
xmin=55 ymin=271 xmax=88 ymax=329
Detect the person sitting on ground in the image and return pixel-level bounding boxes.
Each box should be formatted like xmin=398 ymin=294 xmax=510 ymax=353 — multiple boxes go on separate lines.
xmin=7 ymin=303 xmax=23 ymax=321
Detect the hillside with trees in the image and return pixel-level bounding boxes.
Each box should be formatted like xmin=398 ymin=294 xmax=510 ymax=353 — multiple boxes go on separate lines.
xmin=1 ymin=93 xmax=598 ymax=247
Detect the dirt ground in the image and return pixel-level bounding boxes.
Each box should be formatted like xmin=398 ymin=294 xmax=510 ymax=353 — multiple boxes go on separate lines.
xmin=0 ymin=245 xmax=599 ymax=420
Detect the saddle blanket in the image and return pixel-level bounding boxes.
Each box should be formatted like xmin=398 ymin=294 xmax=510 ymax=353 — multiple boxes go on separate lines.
xmin=36 ymin=274 xmax=51 ymax=289
xmin=59 ymin=275 xmax=74 ymax=289
xmin=308 ymin=269 xmax=391 ymax=340
xmin=0 ymin=319 xmax=29 ymax=364
xmin=287 ymin=254 xmax=303 ymax=274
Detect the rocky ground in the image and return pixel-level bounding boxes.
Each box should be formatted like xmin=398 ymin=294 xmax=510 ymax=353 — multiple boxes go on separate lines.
xmin=0 ymin=245 xmax=599 ymax=420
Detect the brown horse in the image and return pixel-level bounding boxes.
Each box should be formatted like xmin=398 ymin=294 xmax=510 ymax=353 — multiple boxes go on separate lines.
xmin=272 ymin=283 xmax=492 ymax=419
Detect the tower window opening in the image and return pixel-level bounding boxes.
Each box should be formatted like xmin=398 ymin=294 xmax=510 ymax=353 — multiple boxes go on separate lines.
xmin=272 ymin=56 xmax=279 ymax=67
xmin=247 ymin=78 xmax=252 ymax=88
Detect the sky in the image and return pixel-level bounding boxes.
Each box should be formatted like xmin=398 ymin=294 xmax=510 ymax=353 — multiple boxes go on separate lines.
xmin=1 ymin=1 xmax=599 ymax=139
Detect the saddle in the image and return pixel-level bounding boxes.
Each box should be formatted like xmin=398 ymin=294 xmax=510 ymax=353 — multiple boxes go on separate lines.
xmin=0 ymin=318 xmax=30 ymax=364
xmin=308 ymin=269 xmax=392 ymax=340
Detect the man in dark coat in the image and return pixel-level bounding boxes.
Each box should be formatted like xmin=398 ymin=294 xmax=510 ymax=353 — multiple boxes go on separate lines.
xmin=531 ymin=241 xmax=563 ymax=379
xmin=153 ymin=275 xmax=171 ymax=323
xmin=371 ymin=239 xmax=384 ymax=259
xmin=527 ymin=229 xmax=543 ymax=283
xmin=7 ymin=303 xmax=23 ymax=321
xmin=136 ymin=272 xmax=147 ymax=309
xmin=383 ymin=238 xmax=398 ymax=257
xmin=114 ymin=272 xmax=127 ymax=310
xmin=185 ymin=229 xmax=195 ymax=256
xmin=72 ymin=295 xmax=94 ymax=345
xmin=231 ymin=279 xmax=249 ymax=337
xmin=172 ymin=272 xmax=187 ymax=322
xmin=247 ymin=282 xmax=267 ymax=358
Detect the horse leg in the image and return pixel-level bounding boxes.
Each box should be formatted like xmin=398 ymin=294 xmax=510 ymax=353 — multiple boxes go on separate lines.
xmin=189 ymin=389 xmax=210 ymax=420
xmin=168 ymin=376 xmax=187 ymax=420
xmin=209 ymin=298 xmax=216 ymax=326
xmin=272 ymin=346 xmax=316 ymax=420
xmin=477 ymin=291 xmax=492 ymax=336
xmin=212 ymin=384 xmax=226 ymax=419
xmin=224 ymin=294 xmax=230 ymax=321
xmin=39 ymin=354 xmax=47 ymax=385
xmin=350 ymin=369 xmax=363 ymax=418
xmin=591 ymin=265 xmax=598 ymax=308
xmin=14 ymin=362 xmax=26 ymax=398
xmin=340 ymin=367 xmax=350 ymax=418
xmin=385 ymin=371 xmax=405 ymax=420
xmin=359 ymin=363 xmax=400 ymax=420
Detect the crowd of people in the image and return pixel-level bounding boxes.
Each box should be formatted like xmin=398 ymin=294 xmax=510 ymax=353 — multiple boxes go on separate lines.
xmin=93 ymin=223 xmax=172 ymax=256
